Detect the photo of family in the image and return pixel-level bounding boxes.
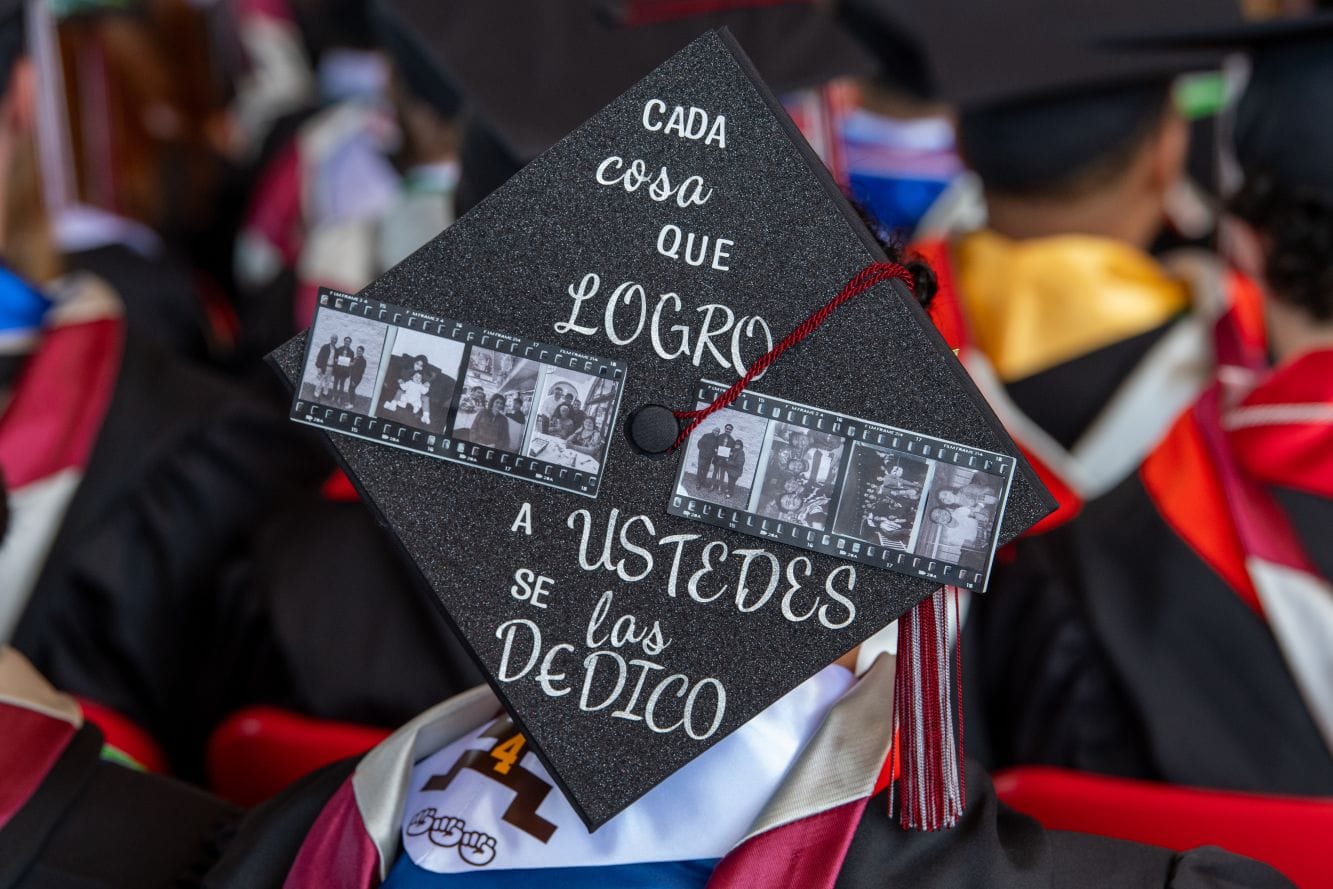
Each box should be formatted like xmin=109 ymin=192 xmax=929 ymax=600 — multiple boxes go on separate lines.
xmin=675 ymin=406 xmax=768 ymax=506
xmin=831 ymin=444 xmax=932 ymax=551
xmin=450 ymin=347 xmax=538 ymax=452
xmin=750 ymin=424 xmax=847 ymax=531
xmin=911 ymin=463 xmax=1006 ymax=571
xmin=524 ymin=367 xmax=620 ymax=474
xmin=374 ymin=328 xmax=465 ymax=434
xmin=299 ymin=311 xmax=389 ymax=413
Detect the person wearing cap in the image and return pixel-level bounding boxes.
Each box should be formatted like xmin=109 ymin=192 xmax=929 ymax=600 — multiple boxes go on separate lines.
xmin=199 ymin=7 xmax=1296 ymax=881
xmin=0 ymin=0 xmax=327 ymax=775
xmin=198 ymin=534 xmax=1290 ymax=888
xmin=844 ymin=0 xmax=1268 ymax=530
xmin=964 ymin=11 xmax=1333 ymax=796
xmin=830 ymin=0 xmax=966 ymax=240
xmin=215 ymin=222 xmax=1285 ymax=889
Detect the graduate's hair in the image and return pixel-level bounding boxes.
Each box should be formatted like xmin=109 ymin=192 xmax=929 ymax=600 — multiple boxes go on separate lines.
xmin=1232 ymin=172 xmax=1333 ymax=322
xmin=956 ymin=82 xmax=1172 ymax=199
xmin=855 ymin=201 xmax=939 ymax=312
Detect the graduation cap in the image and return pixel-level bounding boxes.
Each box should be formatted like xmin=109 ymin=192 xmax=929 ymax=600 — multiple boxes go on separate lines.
xmin=1113 ymin=11 xmax=1333 ymax=207
xmin=271 ymin=30 xmax=1055 ymax=829
xmin=836 ymin=0 xmax=934 ymax=100
xmin=845 ymin=0 xmax=1244 ymax=194
xmin=882 ymin=0 xmax=1246 ymax=111
xmin=371 ymin=0 xmax=877 ymax=162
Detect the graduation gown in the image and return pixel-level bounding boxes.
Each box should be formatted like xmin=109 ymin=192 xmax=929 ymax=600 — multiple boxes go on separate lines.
xmin=216 ymin=482 xmax=484 ymax=728
xmin=1 ymin=273 xmax=326 ymax=772
xmin=199 ymin=656 xmax=1290 ymax=889
xmin=965 ymin=350 xmax=1333 ymax=794
xmin=0 ymin=647 xmax=240 ymax=889
xmin=915 ymin=234 xmax=1266 ymax=532
xmin=65 ymin=242 xmax=209 ymax=358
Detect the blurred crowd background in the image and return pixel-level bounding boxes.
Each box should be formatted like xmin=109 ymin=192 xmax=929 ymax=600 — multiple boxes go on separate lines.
xmin=2 ymin=0 xmax=1333 ymax=884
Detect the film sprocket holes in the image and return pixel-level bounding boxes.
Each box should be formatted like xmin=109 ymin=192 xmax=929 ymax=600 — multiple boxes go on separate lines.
xmin=293 ymin=288 xmax=627 ymax=498
xmin=670 ymin=381 xmax=1017 ymax=591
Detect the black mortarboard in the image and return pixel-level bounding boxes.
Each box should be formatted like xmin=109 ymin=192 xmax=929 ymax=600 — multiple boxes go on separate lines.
xmin=836 ymin=0 xmax=933 ymax=99
xmin=1116 ymin=11 xmax=1333 ymax=207
xmin=271 ymin=31 xmax=1054 ymax=828
xmin=372 ymin=0 xmax=877 ymax=161
xmin=880 ymin=0 xmax=1244 ymax=111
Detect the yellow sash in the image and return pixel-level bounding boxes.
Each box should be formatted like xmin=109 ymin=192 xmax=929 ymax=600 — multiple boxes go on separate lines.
xmin=956 ymin=230 xmax=1191 ymax=381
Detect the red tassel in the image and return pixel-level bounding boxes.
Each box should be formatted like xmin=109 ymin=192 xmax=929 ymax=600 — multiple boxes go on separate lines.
xmin=890 ymin=585 xmax=965 ymax=830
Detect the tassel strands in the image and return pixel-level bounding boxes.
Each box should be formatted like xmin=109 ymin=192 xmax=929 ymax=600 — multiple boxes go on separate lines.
xmin=891 ymin=585 xmax=965 ymax=831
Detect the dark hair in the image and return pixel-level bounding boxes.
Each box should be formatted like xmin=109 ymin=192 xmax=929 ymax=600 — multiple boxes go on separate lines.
xmin=957 ymin=83 xmax=1172 ymax=198
xmin=853 ymin=201 xmax=940 ymax=311
xmin=1232 ymin=173 xmax=1333 ymax=322
xmin=489 ymin=393 xmax=507 ymax=411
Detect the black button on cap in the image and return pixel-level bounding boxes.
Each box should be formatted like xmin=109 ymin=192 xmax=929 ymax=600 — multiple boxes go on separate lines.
xmin=626 ymin=404 xmax=680 ymax=457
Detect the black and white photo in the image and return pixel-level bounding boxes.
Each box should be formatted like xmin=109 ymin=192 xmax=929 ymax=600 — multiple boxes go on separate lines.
xmin=673 ymin=406 xmax=768 ymax=507
xmin=911 ymin=463 xmax=1007 ymax=572
xmin=292 ymin=290 xmax=626 ymax=497
xmin=525 ymin=366 xmax=620 ymax=475
xmin=750 ymin=424 xmax=846 ymax=531
xmin=299 ymin=310 xmax=390 ymax=412
xmin=668 ymin=380 xmax=1015 ymax=591
xmin=831 ymin=444 xmax=931 ymax=551
xmin=376 ymin=328 xmax=466 ymax=434
xmin=451 ymin=347 xmax=538 ymax=453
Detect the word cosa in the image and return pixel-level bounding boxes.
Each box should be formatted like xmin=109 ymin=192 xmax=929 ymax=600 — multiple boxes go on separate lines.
xmin=556 ymin=273 xmax=772 ymax=377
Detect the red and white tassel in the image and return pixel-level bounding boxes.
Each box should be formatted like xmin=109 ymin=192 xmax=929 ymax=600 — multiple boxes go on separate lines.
xmin=890 ymin=585 xmax=966 ymax=831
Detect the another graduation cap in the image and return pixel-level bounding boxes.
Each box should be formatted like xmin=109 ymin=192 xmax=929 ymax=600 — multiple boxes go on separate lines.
xmin=881 ymin=0 xmax=1245 ymax=111
xmin=846 ymin=0 xmax=1244 ymax=194
xmin=371 ymin=0 xmax=877 ymax=163
xmin=1114 ymin=10 xmax=1333 ymax=207
xmin=271 ymin=30 xmax=1055 ymax=829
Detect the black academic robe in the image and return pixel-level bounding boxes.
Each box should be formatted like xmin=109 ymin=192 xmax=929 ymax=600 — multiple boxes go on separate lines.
xmin=1 ymin=724 xmax=240 ymax=889
xmin=64 ymin=244 xmax=220 ymax=365
xmin=965 ymin=360 xmax=1333 ymax=794
xmin=216 ymin=488 xmax=484 ymax=728
xmin=9 ymin=324 xmax=327 ymax=775
xmin=0 ymin=652 xmax=241 ymax=889
xmin=916 ymin=236 xmax=1266 ymax=531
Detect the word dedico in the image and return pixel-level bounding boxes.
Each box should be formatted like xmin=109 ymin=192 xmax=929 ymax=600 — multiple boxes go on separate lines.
xmin=495 ymin=588 xmax=726 ymax=743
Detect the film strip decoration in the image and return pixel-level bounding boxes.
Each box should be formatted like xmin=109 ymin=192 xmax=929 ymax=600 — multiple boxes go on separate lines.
xmin=668 ymin=380 xmax=1017 ymax=591
xmin=291 ymin=288 xmax=627 ymax=498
